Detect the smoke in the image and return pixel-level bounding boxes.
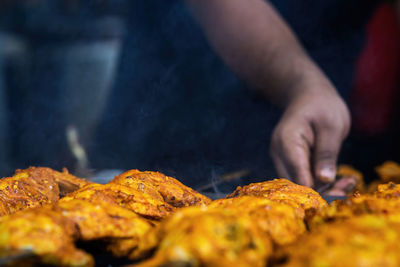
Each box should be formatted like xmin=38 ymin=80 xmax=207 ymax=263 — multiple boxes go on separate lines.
xmin=4 ymin=0 xmax=378 ymax=188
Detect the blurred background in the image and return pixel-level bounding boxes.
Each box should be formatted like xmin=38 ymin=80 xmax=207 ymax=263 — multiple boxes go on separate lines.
xmin=0 ymin=0 xmax=399 ymax=190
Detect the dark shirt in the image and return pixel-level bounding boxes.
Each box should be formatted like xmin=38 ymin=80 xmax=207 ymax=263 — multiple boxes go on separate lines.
xmin=95 ymin=0 xmax=381 ymax=188
xmin=271 ymin=0 xmax=381 ymax=98
xmin=1 ymin=0 xmax=383 ymax=187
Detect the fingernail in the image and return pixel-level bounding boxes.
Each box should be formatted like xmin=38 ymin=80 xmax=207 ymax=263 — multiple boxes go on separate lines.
xmin=319 ymin=167 xmax=335 ymax=182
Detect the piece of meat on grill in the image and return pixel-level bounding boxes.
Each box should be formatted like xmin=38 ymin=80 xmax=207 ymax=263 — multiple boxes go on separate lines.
xmin=56 ymin=198 xmax=154 ymax=240
xmin=0 ymin=167 xmax=90 ymax=216
xmin=276 ymin=215 xmax=400 ymax=267
xmin=226 ymin=179 xmax=327 ymax=218
xmin=375 ymin=182 xmax=400 ymax=198
xmin=307 ymin=191 xmax=400 ymax=229
xmin=106 ymin=227 xmax=160 ymax=260
xmin=55 ymin=198 xmax=157 ymax=259
xmin=0 ymin=198 xmax=159 ymax=266
xmin=62 ymin=183 xmax=174 ymax=220
xmin=375 ymin=161 xmax=400 ymax=183
xmin=0 ymin=207 xmax=93 ymax=267
xmin=131 ymin=206 xmax=273 ymax=267
xmin=365 ymin=162 xmax=400 ymax=192
xmin=209 ymin=196 xmax=305 ymax=245
xmin=110 ymin=170 xmax=211 ymax=208
xmin=44 ymin=167 xmax=91 ymax=196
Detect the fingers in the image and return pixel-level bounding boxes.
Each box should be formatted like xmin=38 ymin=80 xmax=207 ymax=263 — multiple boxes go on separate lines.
xmin=270 ymin=87 xmax=350 ymax=188
xmin=313 ymin=124 xmax=344 ymax=183
xmin=323 ymin=176 xmax=358 ymax=196
xmin=270 ymin=122 xmax=314 ymax=187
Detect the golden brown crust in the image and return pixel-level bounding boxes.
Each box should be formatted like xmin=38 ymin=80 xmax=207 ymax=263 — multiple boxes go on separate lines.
xmin=111 ymin=169 xmax=211 ymax=207
xmin=132 ymin=206 xmax=273 ymax=267
xmin=306 ymin=183 xmax=400 ymax=230
xmin=0 ymin=198 xmax=158 ymax=266
xmin=62 ymin=183 xmax=174 ymax=220
xmin=0 ymin=168 xmax=60 ymax=216
xmin=375 ymin=161 xmax=400 ymax=183
xmin=55 ymin=199 xmax=157 ymax=259
xmin=209 ymin=196 xmax=305 ymax=245
xmin=52 ymin=167 xmax=92 ymax=196
xmin=277 ymin=215 xmax=400 ymax=267
xmin=306 ymin=196 xmax=400 ymax=230
xmin=0 ymin=167 xmax=90 ymax=216
xmin=0 ymin=207 xmax=93 ymax=267
xmin=55 ymin=199 xmax=154 ymax=240
xmin=375 ymin=182 xmax=400 ymax=198
xmin=227 ymin=179 xmax=327 ymax=218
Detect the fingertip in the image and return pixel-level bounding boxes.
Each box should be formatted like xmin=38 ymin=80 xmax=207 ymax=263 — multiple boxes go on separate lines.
xmin=324 ymin=189 xmax=346 ymax=197
xmin=317 ymin=166 xmax=336 ymax=183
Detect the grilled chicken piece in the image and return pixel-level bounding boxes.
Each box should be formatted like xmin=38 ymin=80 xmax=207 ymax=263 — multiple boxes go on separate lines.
xmin=0 ymin=198 xmax=158 ymax=266
xmin=227 ymin=179 xmax=326 ymax=218
xmin=375 ymin=161 xmax=400 ymax=184
xmin=110 ymin=170 xmax=211 ymax=208
xmin=46 ymin=167 xmax=91 ymax=196
xmin=364 ymin=161 xmax=400 ymax=192
xmin=0 ymin=207 xmax=93 ymax=267
xmin=0 ymin=168 xmax=59 ymax=216
xmin=56 ymin=199 xmax=155 ymax=241
xmin=132 ymin=206 xmax=272 ymax=267
xmin=55 ymin=199 xmax=157 ymax=259
xmin=307 ymin=188 xmax=400 ymax=229
xmin=209 ymin=196 xmax=305 ymax=245
xmin=276 ymin=215 xmax=400 ymax=267
xmin=62 ymin=183 xmax=174 ymax=220
xmin=0 ymin=167 xmax=89 ymax=216
xmin=375 ymin=182 xmax=400 ymax=198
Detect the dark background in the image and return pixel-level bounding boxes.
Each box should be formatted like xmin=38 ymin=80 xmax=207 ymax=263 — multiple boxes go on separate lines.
xmin=0 ymin=0 xmax=393 ymax=190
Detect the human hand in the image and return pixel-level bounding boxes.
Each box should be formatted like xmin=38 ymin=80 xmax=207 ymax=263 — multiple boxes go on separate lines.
xmin=270 ymin=81 xmax=350 ymax=188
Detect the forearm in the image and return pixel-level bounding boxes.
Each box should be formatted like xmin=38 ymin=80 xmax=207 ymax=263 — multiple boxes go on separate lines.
xmin=185 ymin=0 xmax=336 ymax=107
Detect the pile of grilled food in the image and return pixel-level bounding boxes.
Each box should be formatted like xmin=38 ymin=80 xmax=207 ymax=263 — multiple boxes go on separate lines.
xmin=1 ymin=162 xmax=400 ymax=267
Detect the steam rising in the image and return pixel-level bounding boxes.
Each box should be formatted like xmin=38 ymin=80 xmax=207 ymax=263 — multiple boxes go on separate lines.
xmin=0 ymin=0 xmax=378 ymax=190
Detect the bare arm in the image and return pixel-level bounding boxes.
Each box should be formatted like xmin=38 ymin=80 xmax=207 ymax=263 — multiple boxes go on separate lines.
xmin=185 ymin=0 xmax=350 ymax=187
xmin=185 ymin=0 xmax=332 ymax=106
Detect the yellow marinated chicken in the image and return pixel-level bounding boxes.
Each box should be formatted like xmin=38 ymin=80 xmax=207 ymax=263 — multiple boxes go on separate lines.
xmin=307 ymin=193 xmax=400 ymax=229
xmin=0 ymin=167 xmax=89 ymax=216
xmin=110 ymin=169 xmax=211 ymax=207
xmin=0 ymin=198 xmax=159 ymax=266
xmin=209 ymin=196 xmax=305 ymax=245
xmin=375 ymin=161 xmax=400 ymax=183
xmin=131 ymin=206 xmax=273 ymax=267
xmin=56 ymin=199 xmax=154 ymax=240
xmin=375 ymin=182 xmax=400 ymax=198
xmin=0 ymin=207 xmax=93 ymax=267
xmin=227 ymin=179 xmax=326 ymax=218
xmin=276 ymin=215 xmax=400 ymax=267
xmin=62 ymin=183 xmax=174 ymax=220
xmin=363 ymin=161 xmax=400 ymax=192
xmin=55 ymin=199 xmax=157 ymax=259
xmin=106 ymin=231 xmax=159 ymax=260
xmin=44 ymin=167 xmax=91 ymax=196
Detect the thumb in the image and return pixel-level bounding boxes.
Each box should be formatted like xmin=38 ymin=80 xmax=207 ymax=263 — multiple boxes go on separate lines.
xmin=313 ymin=128 xmax=342 ymax=183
